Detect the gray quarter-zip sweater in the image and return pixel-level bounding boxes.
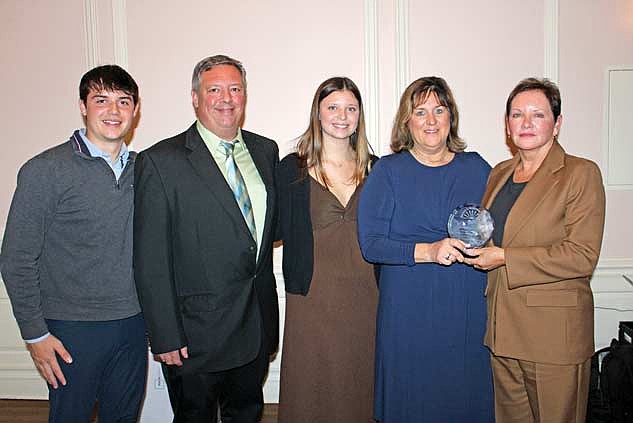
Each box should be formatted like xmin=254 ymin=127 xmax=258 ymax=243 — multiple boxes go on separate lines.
xmin=1 ymin=130 xmax=140 ymax=340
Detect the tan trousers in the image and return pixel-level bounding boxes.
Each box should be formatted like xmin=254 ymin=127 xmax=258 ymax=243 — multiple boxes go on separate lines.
xmin=490 ymin=354 xmax=591 ymax=423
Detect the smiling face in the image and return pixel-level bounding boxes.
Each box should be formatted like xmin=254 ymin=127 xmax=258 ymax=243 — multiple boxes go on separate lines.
xmin=318 ymin=89 xmax=360 ymax=142
xmin=192 ymin=64 xmax=246 ymax=140
xmin=407 ymin=92 xmax=450 ymax=154
xmin=79 ymin=88 xmax=138 ymax=147
xmin=506 ymin=89 xmax=562 ymax=154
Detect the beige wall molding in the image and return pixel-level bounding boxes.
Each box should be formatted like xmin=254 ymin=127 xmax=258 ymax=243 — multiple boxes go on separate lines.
xmin=544 ymin=0 xmax=559 ymax=81
xmin=395 ymin=0 xmax=409 ymax=102
xmin=83 ymin=0 xmax=128 ymax=70
xmin=112 ymin=0 xmax=129 ymax=68
xmin=83 ymin=0 xmax=101 ymax=69
xmin=592 ymin=257 xmax=633 ymax=294
xmin=364 ymin=0 xmax=381 ymax=153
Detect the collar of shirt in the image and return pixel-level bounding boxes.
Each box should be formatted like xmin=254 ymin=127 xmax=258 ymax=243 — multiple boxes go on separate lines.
xmin=194 ymin=120 xmax=265 ymax=255
xmin=78 ymin=129 xmax=129 ymax=179
xmin=196 ymin=120 xmax=245 ymax=159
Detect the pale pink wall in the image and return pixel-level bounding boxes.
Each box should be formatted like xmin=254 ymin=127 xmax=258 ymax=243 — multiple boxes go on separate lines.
xmin=1 ymin=1 xmax=630 ymax=259
xmin=408 ymin=1 xmax=544 ymax=167
xmin=1 ymin=0 xmax=632 ymax=405
xmin=126 ymin=0 xmax=366 ymax=158
xmin=1 ymin=1 xmax=87 ymax=230
xmin=559 ymin=0 xmax=633 ymax=257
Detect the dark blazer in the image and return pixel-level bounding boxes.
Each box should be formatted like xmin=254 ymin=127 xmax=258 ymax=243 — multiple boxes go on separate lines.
xmin=133 ymin=123 xmax=279 ymax=373
xmin=483 ymin=141 xmax=605 ymax=365
xmin=277 ymin=153 xmax=378 ymax=295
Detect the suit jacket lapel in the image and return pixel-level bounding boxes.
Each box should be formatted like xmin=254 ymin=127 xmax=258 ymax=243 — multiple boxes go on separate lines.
xmin=503 ymin=142 xmax=565 ymax=246
xmin=242 ymin=131 xmax=274 ymax=265
xmin=483 ymin=156 xmax=518 ymax=210
xmin=184 ymin=124 xmax=253 ymax=241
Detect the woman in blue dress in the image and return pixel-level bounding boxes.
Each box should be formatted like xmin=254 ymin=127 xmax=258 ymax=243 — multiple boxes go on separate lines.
xmin=358 ymin=76 xmax=494 ymax=422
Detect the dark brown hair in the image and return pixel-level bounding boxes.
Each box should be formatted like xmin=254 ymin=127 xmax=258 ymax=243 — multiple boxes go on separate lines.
xmin=506 ymin=77 xmax=561 ymax=120
xmin=79 ymin=65 xmax=138 ymax=105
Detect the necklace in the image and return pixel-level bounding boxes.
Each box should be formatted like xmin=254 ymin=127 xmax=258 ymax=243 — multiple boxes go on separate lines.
xmin=410 ymin=147 xmax=453 ymax=166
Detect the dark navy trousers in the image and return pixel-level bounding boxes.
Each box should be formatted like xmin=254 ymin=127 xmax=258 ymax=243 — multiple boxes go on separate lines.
xmin=46 ymin=314 xmax=147 ymax=423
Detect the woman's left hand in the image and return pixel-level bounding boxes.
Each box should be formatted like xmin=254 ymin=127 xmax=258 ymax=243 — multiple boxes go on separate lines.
xmin=463 ymin=246 xmax=505 ymax=271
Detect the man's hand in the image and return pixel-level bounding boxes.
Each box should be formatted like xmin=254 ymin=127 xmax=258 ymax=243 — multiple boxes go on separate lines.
xmin=155 ymin=346 xmax=188 ymax=367
xmin=26 ymin=335 xmax=72 ymax=389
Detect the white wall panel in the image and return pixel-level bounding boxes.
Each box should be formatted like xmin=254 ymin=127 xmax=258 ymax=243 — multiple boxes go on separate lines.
xmin=606 ymin=68 xmax=633 ymax=188
xmin=559 ymin=0 xmax=633 ymax=257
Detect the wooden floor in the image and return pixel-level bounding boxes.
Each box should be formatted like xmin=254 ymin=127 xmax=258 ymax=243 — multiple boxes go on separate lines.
xmin=0 ymin=400 xmax=278 ymax=423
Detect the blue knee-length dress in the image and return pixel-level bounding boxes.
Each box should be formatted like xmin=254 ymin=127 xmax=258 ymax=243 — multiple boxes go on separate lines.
xmin=358 ymin=151 xmax=494 ymax=423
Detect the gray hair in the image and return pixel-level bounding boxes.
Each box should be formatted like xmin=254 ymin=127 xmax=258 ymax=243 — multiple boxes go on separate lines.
xmin=191 ymin=55 xmax=247 ymax=92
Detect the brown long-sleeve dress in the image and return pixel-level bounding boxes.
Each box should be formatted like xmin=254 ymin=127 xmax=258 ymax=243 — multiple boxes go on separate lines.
xmin=277 ymin=178 xmax=378 ymax=423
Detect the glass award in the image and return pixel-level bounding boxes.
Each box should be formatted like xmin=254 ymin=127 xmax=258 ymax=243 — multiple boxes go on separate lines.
xmin=447 ymin=203 xmax=494 ymax=248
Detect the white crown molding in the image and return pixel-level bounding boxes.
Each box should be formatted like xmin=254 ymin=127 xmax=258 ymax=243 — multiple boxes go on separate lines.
xmin=395 ymin=0 xmax=409 ymax=100
xmin=364 ymin=0 xmax=380 ymax=153
xmin=112 ymin=0 xmax=129 ymax=68
xmin=544 ymin=0 xmax=559 ymax=82
xmin=83 ymin=0 xmax=101 ymax=69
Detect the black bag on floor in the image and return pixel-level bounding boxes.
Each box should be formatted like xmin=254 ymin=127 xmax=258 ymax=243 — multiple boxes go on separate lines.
xmin=587 ymin=345 xmax=612 ymax=423
xmin=586 ymin=339 xmax=633 ymax=422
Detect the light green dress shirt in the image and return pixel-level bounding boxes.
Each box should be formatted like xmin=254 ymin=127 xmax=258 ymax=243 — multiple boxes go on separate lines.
xmin=196 ymin=121 xmax=266 ymax=257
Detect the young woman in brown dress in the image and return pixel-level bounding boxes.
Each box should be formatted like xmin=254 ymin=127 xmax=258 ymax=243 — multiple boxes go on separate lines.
xmin=277 ymin=77 xmax=378 ymax=423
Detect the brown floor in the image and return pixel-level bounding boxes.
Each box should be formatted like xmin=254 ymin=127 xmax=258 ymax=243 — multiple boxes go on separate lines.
xmin=0 ymin=400 xmax=278 ymax=423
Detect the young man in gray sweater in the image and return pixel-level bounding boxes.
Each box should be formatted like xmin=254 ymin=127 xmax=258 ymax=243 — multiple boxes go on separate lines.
xmin=0 ymin=65 xmax=147 ymax=422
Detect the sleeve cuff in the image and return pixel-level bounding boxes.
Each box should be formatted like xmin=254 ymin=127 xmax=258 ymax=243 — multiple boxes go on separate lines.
xmin=25 ymin=333 xmax=50 ymax=344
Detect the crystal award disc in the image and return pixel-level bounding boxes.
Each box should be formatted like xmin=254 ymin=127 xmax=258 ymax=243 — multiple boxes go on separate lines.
xmin=447 ymin=203 xmax=494 ymax=248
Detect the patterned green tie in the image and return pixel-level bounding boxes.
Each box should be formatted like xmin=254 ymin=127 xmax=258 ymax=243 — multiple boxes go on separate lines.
xmin=220 ymin=140 xmax=256 ymax=242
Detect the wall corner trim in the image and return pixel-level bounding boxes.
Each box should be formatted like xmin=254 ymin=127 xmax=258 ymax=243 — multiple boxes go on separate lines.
xmin=364 ymin=0 xmax=380 ymax=154
xmin=83 ymin=0 xmax=101 ymax=70
xmin=112 ymin=0 xmax=129 ymax=69
xmin=544 ymin=0 xmax=559 ymax=82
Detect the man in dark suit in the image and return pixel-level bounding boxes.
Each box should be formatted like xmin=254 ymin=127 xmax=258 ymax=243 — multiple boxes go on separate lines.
xmin=133 ymin=55 xmax=279 ymax=423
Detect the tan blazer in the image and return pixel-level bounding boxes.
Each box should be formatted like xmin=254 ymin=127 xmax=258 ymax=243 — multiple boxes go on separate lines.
xmin=482 ymin=142 xmax=605 ymax=365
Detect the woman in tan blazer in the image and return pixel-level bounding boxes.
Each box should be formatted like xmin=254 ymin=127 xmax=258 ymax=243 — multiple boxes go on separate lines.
xmin=465 ymin=78 xmax=606 ymax=423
